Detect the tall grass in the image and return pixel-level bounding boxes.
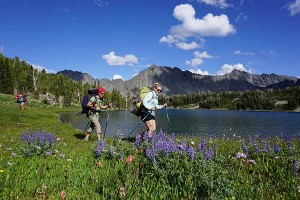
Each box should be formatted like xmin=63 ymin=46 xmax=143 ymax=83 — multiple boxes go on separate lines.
xmin=0 ymin=93 xmax=299 ymax=199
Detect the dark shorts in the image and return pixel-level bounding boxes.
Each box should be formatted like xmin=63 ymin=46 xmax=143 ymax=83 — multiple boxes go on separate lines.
xmin=141 ymin=111 xmax=155 ymax=122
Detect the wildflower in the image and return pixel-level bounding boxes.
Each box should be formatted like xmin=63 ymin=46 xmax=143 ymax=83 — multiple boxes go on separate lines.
xmin=97 ymin=160 xmax=102 ymax=168
xmin=109 ymin=147 xmax=115 ymax=157
xmin=60 ymin=190 xmax=66 ymax=199
xmin=292 ymin=160 xmax=298 ymax=176
xmin=135 ymin=134 xmax=142 ymax=146
xmin=236 ymin=152 xmax=247 ymax=159
xmin=126 ymin=155 xmax=134 ymax=164
xmin=198 ymin=140 xmax=207 ymax=151
xmin=204 ymin=148 xmax=214 ymax=160
xmin=191 ymin=141 xmax=195 ymax=146
xmin=7 ymin=162 xmax=12 ymax=166
xmin=232 ymin=197 xmax=236 ymax=200
xmin=119 ymin=186 xmax=125 ymax=197
xmin=6 ymin=147 xmax=12 ymax=151
xmin=249 ymin=159 xmax=256 ymax=165
xmin=11 ymin=153 xmax=17 ymax=157
xmin=0 ymin=170 xmax=4 ymax=173
xmin=186 ymin=146 xmax=195 ymax=161
xmin=59 ymin=154 xmax=65 ymax=158
xmin=67 ymin=159 xmax=72 ymax=162
xmin=242 ymin=139 xmax=248 ymax=155
xmin=45 ymin=151 xmax=52 ymax=156
xmin=39 ymin=191 xmax=45 ymax=198
xmin=36 ymin=146 xmax=41 ymax=150
xmin=94 ymin=139 xmax=105 ymax=157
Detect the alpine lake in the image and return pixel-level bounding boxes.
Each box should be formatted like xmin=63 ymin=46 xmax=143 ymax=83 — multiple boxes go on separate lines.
xmin=59 ymin=109 xmax=300 ymax=139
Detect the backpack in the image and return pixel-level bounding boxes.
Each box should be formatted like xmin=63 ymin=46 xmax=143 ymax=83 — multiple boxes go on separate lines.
xmin=128 ymin=87 xmax=151 ymax=117
xmin=81 ymin=88 xmax=98 ymax=115
xmin=23 ymin=96 xmax=27 ymax=103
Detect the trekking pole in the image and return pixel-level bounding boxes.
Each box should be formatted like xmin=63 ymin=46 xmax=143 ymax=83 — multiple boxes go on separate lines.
xmin=103 ymin=109 xmax=110 ymax=138
xmin=126 ymin=112 xmax=151 ymax=138
xmin=83 ymin=120 xmax=90 ymax=134
xmin=165 ymin=107 xmax=172 ymax=133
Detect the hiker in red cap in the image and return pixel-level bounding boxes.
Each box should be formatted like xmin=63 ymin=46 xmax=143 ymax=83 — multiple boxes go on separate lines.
xmin=83 ymin=87 xmax=112 ymax=141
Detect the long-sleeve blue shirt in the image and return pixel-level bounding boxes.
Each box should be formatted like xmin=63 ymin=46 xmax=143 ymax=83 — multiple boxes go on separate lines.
xmin=142 ymin=91 xmax=164 ymax=116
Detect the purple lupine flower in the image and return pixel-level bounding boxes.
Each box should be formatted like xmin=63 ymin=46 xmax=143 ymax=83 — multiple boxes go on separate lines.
xmin=135 ymin=134 xmax=142 ymax=146
xmin=204 ymin=148 xmax=214 ymax=160
xmin=198 ymin=140 xmax=207 ymax=151
xmin=186 ymin=146 xmax=195 ymax=161
xmin=242 ymin=139 xmax=248 ymax=155
xmin=47 ymin=133 xmax=53 ymax=145
xmin=145 ymin=148 xmax=156 ymax=164
xmin=180 ymin=140 xmax=188 ymax=152
xmin=274 ymin=144 xmax=280 ymax=154
xmin=45 ymin=151 xmax=52 ymax=156
xmin=292 ymin=160 xmax=298 ymax=176
xmin=109 ymin=147 xmax=115 ymax=157
xmin=94 ymin=139 xmax=105 ymax=157
xmin=254 ymin=145 xmax=259 ymax=154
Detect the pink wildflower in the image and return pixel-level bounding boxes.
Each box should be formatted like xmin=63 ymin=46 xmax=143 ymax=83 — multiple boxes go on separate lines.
xmin=97 ymin=160 xmax=103 ymax=168
xmin=126 ymin=155 xmax=134 ymax=164
xmin=60 ymin=190 xmax=66 ymax=199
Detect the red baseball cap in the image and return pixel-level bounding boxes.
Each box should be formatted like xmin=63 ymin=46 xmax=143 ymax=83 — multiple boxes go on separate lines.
xmin=98 ymin=87 xmax=106 ymax=94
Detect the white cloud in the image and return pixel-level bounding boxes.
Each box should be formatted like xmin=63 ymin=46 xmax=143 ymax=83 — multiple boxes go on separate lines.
xmin=112 ymin=74 xmax=123 ymax=80
xmin=28 ymin=62 xmax=56 ymax=74
xmin=194 ymin=51 xmax=213 ymax=59
xmin=189 ymin=68 xmax=209 ymax=75
xmin=197 ymin=0 xmax=231 ymax=9
xmin=176 ymin=41 xmax=201 ymax=50
xmin=235 ymin=13 xmax=248 ymax=22
xmin=285 ymin=0 xmax=300 ymax=16
xmin=0 ymin=45 xmax=3 ymax=53
xmin=234 ymin=50 xmax=254 ymax=56
xmin=186 ymin=51 xmax=213 ymax=67
xmin=186 ymin=58 xmax=203 ymax=67
xmin=217 ymin=63 xmax=252 ymax=75
xmin=159 ymin=35 xmax=177 ymax=45
xmin=171 ymin=4 xmax=235 ymax=38
xmin=160 ymin=4 xmax=235 ymax=51
xmin=102 ymin=52 xmax=138 ymax=66
xmin=93 ymin=0 xmax=108 ymax=7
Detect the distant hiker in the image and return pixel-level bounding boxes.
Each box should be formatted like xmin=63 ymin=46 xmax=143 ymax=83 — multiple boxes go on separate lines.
xmin=141 ymin=83 xmax=167 ymax=138
xmin=16 ymin=92 xmax=25 ymax=110
xmin=84 ymin=87 xmax=112 ymax=141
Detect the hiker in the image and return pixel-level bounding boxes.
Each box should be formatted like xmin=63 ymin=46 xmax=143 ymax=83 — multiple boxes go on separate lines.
xmin=141 ymin=83 xmax=167 ymax=138
xmin=16 ymin=92 xmax=25 ymax=110
xmin=84 ymin=87 xmax=112 ymax=141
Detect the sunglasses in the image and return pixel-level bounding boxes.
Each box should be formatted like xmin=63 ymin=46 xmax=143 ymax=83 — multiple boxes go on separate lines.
xmin=157 ymin=89 xmax=162 ymax=92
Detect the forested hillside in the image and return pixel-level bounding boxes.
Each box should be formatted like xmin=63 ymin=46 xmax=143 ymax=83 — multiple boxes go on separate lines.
xmin=0 ymin=54 xmax=127 ymax=107
xmin=1 ymin=54 xmax=299 ymax=111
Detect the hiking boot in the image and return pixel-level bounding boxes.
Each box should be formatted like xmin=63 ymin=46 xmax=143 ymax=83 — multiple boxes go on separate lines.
xmin=83 ymin=136 xmax=89 ymax=141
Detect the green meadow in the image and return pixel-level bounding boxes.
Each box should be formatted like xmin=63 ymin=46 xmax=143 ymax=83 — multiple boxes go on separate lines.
xmin=0 ymin=93 xmax=299 ymax=199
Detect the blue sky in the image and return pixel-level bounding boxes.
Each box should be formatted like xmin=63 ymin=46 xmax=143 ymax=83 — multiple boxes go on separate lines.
xmin=0 ymin=0 xmax=300 ymax=80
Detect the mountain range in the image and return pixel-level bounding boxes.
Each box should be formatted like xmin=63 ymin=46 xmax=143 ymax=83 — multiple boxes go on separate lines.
xmin=57 ymin=65 xmax=300 ymax=96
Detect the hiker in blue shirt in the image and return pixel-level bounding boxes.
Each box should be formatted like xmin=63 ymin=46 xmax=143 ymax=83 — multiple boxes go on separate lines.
xmin=141 ymin=83 xmax=167 ymax=138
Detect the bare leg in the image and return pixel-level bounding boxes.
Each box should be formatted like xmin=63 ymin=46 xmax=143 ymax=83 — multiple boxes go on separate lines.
xmin=145 ymin=119 xmax=156 ymax=138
